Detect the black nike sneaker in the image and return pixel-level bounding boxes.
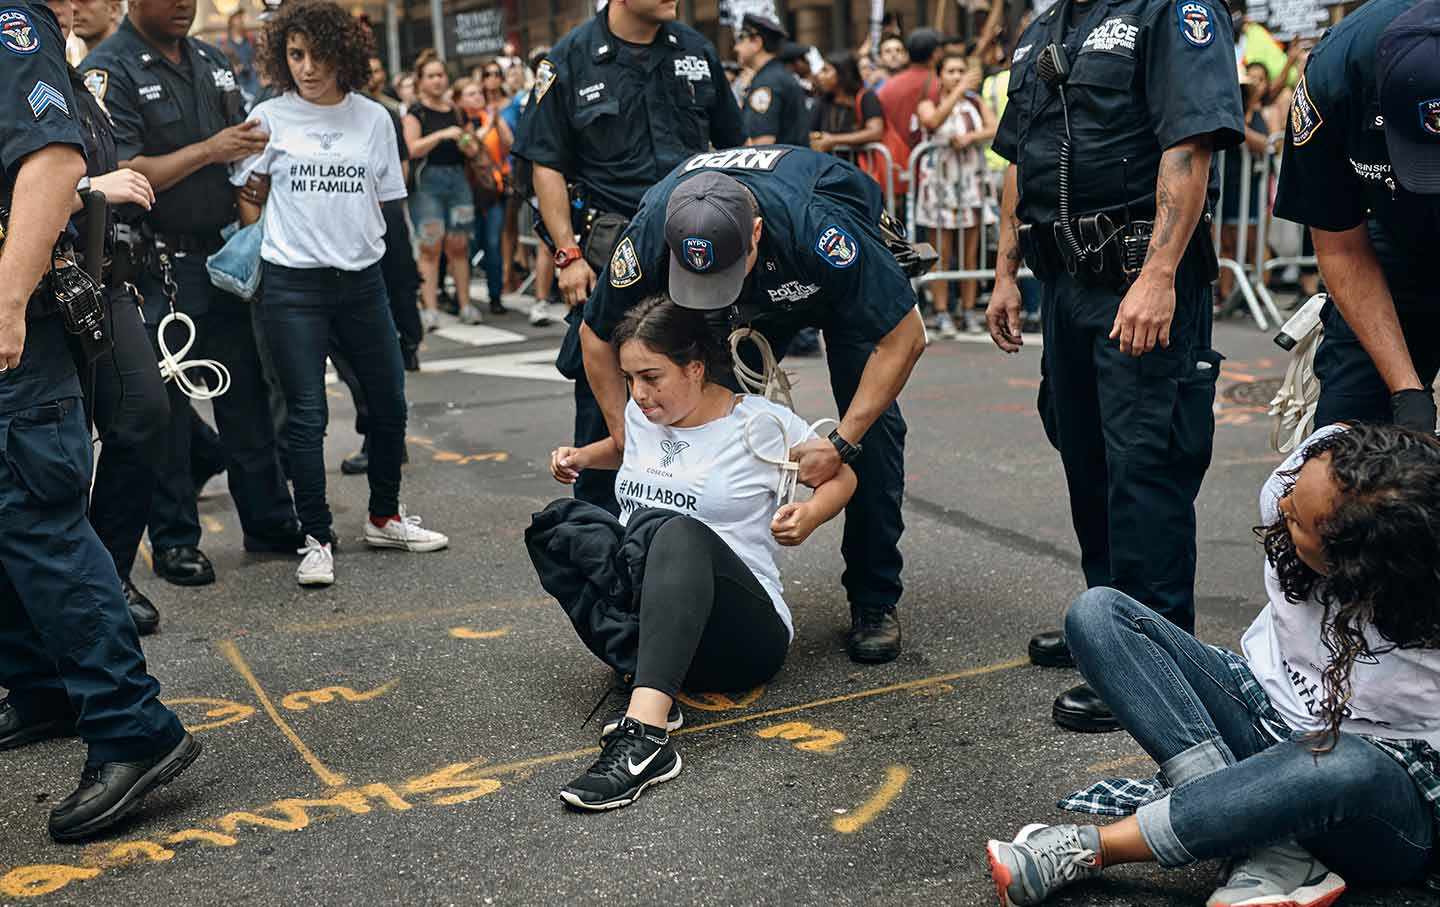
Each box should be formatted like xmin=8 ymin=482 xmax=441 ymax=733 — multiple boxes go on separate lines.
xmin=560 ymin=717 xmax=682 ymax=811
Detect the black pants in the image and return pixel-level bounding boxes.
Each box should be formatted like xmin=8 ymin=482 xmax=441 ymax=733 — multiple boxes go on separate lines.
xmin=89 ymin=290 xmax=169 ymax=581
xmin=1038 ymin=272 xmax=1220 ymax=633
xmin=559 ymin=308 xmax=619 ymax=515
xmin=381 ymin=199 xmax=423 ymax=354
xmin=1314 ymin=302 xmax=1438 ymax=428
xmin=633 ymin=517 xmax=789 ymax=697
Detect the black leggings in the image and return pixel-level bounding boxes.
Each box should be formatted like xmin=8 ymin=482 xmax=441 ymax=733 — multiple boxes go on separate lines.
xmin=634 ymin=516 xmax=790 ymax=698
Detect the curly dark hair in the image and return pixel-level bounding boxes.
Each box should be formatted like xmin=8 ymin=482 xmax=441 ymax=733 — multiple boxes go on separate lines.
xmin=610 ymin=295 xmax=732 ymax=383
xmin=258 ymin=0 xmax=374 ymax=96
xmin=1254 ymin=422 xmax=1440 ymax=750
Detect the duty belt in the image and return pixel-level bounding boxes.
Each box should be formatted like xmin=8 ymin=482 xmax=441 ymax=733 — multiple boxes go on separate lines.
xmin=1019 ymin=212 xmax=1154 ymax=289
xmin=151 ymin=230 xmax=225 ymax=256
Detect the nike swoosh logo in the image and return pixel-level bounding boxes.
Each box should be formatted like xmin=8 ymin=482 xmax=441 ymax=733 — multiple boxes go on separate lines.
xmin=627 ymin=748 xmax=662 ymax=776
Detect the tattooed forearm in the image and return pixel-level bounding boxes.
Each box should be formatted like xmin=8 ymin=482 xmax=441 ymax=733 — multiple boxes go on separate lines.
xmin=1142 ymin=139 xmax=1211 ymax=279
xmin=996 ymin=164 xmax=1023 ymax=279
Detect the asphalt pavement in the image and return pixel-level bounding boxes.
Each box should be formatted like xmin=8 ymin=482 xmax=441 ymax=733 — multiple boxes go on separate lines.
xmin=1 ymin=295 xmax=1436 ymax=907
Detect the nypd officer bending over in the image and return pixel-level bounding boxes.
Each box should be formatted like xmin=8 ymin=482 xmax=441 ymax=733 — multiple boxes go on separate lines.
xmin=985 ymin=0 xmax=1243 ymax=730
xmin=735 ymin=13 xmax=808 ymax=147
xmin=82 ymin=0 xmax=301 ymax=587
xmin=1273 ymin=0 xmax=1440 ymax=434
xmin=580 ymin=147 xmax=927 ymax=663
xmin=511 ymin=0 xmax=743 ymax=516
xmin=0 ymin=0 xmax=199 ymax=841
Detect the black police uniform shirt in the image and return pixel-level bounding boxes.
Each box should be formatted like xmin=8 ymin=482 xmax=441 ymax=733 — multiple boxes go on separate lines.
xmin=584 ymin=147 xmax=915 ymax=344
xmin=992 ymin=0 xmax=1245 ymax=228
xmin=511 ymin=7 xmax=745 ymax=219
xmin=1272 ymin=0 xmax=1439 ymax=266
xmin=80 ymin=19 xmax=246 ymax=237
xmin=743 ymin=58 xmax=810 ymax=146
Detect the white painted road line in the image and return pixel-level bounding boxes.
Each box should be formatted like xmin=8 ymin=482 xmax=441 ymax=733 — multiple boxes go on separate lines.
xmin=420 ymin=348 xmax=569 ymax=383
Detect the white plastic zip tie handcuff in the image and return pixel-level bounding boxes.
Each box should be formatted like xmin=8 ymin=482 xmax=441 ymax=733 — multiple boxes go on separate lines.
xmin=157 ymin=308 xmax=231 ymax=400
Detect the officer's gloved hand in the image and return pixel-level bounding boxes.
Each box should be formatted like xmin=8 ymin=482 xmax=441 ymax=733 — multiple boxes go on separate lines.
xmin=1390 ymin=388 xmax=1438 ymax=434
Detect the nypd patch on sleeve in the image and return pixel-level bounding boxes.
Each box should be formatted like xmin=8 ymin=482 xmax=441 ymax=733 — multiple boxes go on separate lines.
xmin=609 ymin=236 xmax=642 ymax=288
xmin=1289 ymin=74 xmax=1323 ymax=146
xmin=534 ymin=60 xmax=557 ymax=103
xmin=0 ymin=7 xmax=41 ymax=54
xmin=83 ymin=68 xmax=109 ymax=102
xmin=1176 ymin=0 xmax=1215 ymax=47
xmin=816 ymin=225 xmax=858 ymax=269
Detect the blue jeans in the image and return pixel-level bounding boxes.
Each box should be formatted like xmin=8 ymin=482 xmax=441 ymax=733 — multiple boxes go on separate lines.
xmin=259 ymin=262 xmax=407 ymax=544
xmin=471 ymin=202 xmax=504 ymax=305
xmin=409 ymin=163 xmax=475 ymax=238
xmin=1066 ymin=587 xmax=1435 ymax=883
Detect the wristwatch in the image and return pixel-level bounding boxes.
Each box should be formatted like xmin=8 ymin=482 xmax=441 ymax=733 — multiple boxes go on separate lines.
xmin=828 ymin=428 xmax=862 ymax=464
xmin=554 ymin=246 xmax=585 ymax=269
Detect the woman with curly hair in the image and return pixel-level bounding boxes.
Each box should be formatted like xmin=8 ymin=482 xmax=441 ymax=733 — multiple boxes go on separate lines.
xmin=986 ymin=421 xmax=1440 ymax=906
xmin=233 ymin=0 xmax=449 ymax=587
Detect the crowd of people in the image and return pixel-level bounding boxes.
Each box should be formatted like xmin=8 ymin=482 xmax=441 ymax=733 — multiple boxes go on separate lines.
xmin=0 ymin=0 xmax=1438 ymax=905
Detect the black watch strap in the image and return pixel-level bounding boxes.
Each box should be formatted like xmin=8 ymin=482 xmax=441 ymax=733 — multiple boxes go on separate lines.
xmin=828 ymin=428 xmax=862 ymax=464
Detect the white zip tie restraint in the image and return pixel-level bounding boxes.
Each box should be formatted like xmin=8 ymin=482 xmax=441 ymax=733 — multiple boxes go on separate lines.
xmin=1268 ymin=294 xmax=1326 ymax=455
xmin=158 ymin=308 xmax=231 ymax=401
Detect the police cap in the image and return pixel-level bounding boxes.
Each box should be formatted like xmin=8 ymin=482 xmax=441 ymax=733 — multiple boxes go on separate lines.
xmin=741 ymin=12 xmax=788 ymax=41
xmin=664 ymin=172 xmax=756 ymax=311
xmin=1377 ymin=0 xmax=1440 ymax=193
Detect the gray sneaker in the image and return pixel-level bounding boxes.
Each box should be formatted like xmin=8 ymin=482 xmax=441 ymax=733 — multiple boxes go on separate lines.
xmin=986 ymin=823 xmax=1102 ymax=906
xmin=1207 ymin=841 xmax=1345 ymax=907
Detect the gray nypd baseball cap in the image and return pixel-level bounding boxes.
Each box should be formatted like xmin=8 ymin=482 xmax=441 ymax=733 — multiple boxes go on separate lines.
xmin=664 ymin=172 xmax=755 ymax=311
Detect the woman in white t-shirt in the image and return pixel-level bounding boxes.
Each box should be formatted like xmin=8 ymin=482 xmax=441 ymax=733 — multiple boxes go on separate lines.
xmin=234 ymin=0 xmax=448 ymax=587
xmin=985 ymin=422 xmax=1440 ymax=907
xmin=543 ymin=296 xmax=857 ymax=812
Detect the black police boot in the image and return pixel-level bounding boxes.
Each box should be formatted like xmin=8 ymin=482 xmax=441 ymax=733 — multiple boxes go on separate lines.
xmin=1052 ymin=683 xmax=1122 ymax=733
xmin=49 ymin=733 xmax=202 ymax=842
xmin=152 ymin=546 xmax=215 ymax=587
xmin=0 ymin=699 xmax=77 ymax=752
xmin=402 ymin=343 xmax=421 ymax=372
xmin=1028 ymin=630 xmax=1076 ymax=668
xmin=846 ymin=604 xmax=902 ymax=664
xmin=122 ymin=577 xmax=159 ymax=636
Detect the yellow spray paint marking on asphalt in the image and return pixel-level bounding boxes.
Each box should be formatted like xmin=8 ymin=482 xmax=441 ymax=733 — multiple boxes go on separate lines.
xmin=408 ymin=434 xmax=509 ymax=465
xmin=165 ymin=698 xmax=257 ymax=733
xmin=756 ymin=721 xmax=846 ymax=753
xmin=137 ymin=543 xmax=152 ymax=570
xmin=0 ymin=866 xmax=103 ymax=899
xmin=675 ymin=686 xmax=766 ymax=711
xmin=832 ymin=765 xmax=911 ymax=834
xmin=216 ymin=640 xmax=346 ymax=787
xmin=1085 ymin=753 xmax=1153 ymax=774
xmin=280 ymin=681 xmax=397 ymax=711
xmin=448 ymin=626 xmax=510 ymax=640
xmin=200 ymin=515 xmax=225 ymax=534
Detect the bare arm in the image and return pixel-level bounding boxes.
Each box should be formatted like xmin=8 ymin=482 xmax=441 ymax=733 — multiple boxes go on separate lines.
xmin=748 ymin=134 xmax=777 ymax=146
xmin=235 ymin=173 xmax=268 ymax=227
xmin=825 ymin=115 xmax=885 ymax=149
xmin=986 ymin=164 xmax=1025 ymax=352
xmin=580 ymin=320 xmax=629 ymax=447
xmin=534 ymin=163 xmax=595 ymax=307
xmin=1109 ymin=135 xmax=1212 ymax=356
xmin=1312 ymin=224 xmax=1421 ymax=393
xmin=403 ymin=113 xmax=461 ymax=159
xmin=917 ymin=85 xmax=965 ymax=132
xmin=122 ymin=120 xmax=268 ymax=193
xmin=770 ymin=462 xmax=857 ymax=546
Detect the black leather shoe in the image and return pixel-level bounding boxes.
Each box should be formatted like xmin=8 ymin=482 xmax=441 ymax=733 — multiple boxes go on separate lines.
xmin=122 ymin=578 xmax=159 ymax=636
xmin=846 ymin=605 xmax=902 ymax=664
xmin=151 ymin=546 xmax=215 ymax=587
xmin=1052 ymin=683 xmax=1122 ymax=733
xmin=402 ymin=345 xmax=421 ymax=372
xmin=49 ymin=733 xmax=202 ymax=842
xmin=1028 ymin=630 xmax=1076 ymax=668
xmin=0 ymin=699 xmax=76 ymax=752
xmin=341 ymin=450 xmax=369 ymax=475
xmin=488 ymin=300 xmax=508 ymax=315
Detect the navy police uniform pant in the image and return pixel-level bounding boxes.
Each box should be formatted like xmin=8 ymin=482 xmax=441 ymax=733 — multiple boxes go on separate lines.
xmin=136 ymin=252 xmax=297 ymax=550
xmin=1038 ymin=273 xmax=1220 ymax=633
xmin=560 ymin=308 xmax=620 ymax=516
xmin=0 ymin=315 xmax=183 ymax=763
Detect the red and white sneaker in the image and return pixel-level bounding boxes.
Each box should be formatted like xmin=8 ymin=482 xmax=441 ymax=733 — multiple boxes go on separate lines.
xmin=363 ymin=509 xmax=449 ymax=553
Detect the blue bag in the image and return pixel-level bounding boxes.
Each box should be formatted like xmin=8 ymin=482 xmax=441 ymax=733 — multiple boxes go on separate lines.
xmin=205 ymin=219 xmax=263 ymax=300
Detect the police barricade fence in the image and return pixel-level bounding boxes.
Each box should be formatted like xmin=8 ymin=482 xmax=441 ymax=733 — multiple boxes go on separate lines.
xmin=1210 ymin=134 xmax=1304 ymax=331
xmin=825 ymin=142 xmax=898 ymax=219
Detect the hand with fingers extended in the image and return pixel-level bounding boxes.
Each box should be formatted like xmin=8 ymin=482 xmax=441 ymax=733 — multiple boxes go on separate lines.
xmin=987 ymin=280 xmax=1025 ymax=353
xmin=205 ymin=120 xmax=270 ymax=164
xmin=1109 ymin=273 xmax=1175 ymax=357
xmin=771 ymin=501 xmax=822 ymax=546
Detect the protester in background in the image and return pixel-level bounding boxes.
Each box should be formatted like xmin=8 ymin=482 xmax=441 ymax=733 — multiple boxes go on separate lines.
xmin=71 ymin=0 xmax=118 ymax=55
xmin=404 ymin=49 xmax=479 ymax=332
xmin=858 ymin=53 xmax=882 ymax=90
xmin=810 ymin=52 xmax=885 ymax=156
xmin=395 ymin=71 xmax=416 ymax=112
xmin=914 ymin=52 xmax=996 ymax=337
xmin=219 ymin=10 xmax=259 ymax=101
xmin=1218 ymin=63 xmax=1272 ymax=305
xmin=456 ymin=68 xmax=513 ymax=318
xmin=877 ymin=28 xmax=942 ymax=208
xmin=237 ymin=0 xmax=449 ymax=587
xmin=877 ymin=33 xmax=907 ymax=79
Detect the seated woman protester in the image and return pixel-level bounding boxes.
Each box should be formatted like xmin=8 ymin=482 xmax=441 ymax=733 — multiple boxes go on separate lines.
xmin=987 ymin=422 xmax=1440 ymax=907
xmin=532 ymin=296 xmax=856 ymax=811
xmin=233 ymin=0 xmax=449 ymax=587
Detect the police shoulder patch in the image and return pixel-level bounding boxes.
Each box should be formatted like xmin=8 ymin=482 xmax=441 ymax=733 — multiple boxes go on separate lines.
xmin=1419 ymin=98 xmax=1440 ymax=137
xmin=609 ymin=236 xmax=643 ymax=288
xmin=748 ymin=86 xmax=772 ymax=114
xmin=0 ymin=7 xmax=40 ymax=55
xmin=534 ymin=59 xmax=557 ymax=104
xmin=815 ymin=225 xmax=858 ymax=269
xmin=83 ymin=68 xmax=109 ymax=102
xmin=1176 ymin=0 xmax=1215 ymax=48
xmin=1289 ymin=74 xmax=1323 ymax=147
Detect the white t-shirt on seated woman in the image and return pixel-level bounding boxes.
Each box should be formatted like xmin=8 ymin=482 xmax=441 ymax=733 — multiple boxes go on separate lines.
xmin=615 ymin=395 xmax=817 ymax=639
xmin=231 ymin=92 xmax=406 ymax=271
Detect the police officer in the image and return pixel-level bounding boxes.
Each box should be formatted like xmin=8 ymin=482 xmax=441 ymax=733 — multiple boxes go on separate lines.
xmin=985 ymin=0 xmax=1244 ymax=729
xmin=735 ymin=13 xmax=808 ymax=146
xmin=580 ymin=147 xmax=927 ymax=663
xmin=1273 ymin=0 xmax=1440 ymax=434
xmin=0 ymin=0 xmax=199 ymax=841
xmin=82 ymin=0 xmax=301 ymax=586
xmin=512 ymin=0 xmax=744 ymax=515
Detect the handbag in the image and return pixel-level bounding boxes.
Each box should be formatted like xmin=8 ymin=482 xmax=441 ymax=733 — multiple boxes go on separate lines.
xmin=205 ymin=216 xmax=263 ymax=301
xmin=461 ymin=111 xmax=504 ymax=209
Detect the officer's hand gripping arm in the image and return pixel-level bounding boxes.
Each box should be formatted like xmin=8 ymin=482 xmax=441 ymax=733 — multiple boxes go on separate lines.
xmin=987 ymin=164 xmax=1024 ymax=353
xmin=1109 ymin=136 xmax=1212 ymax=357
xmin=124 ymin=120 xmax=268 ymax=194
xmin=580 ymin=320 xmax=628 ymax=450
xmin=0 ymin=144 xmax=87 ymax=369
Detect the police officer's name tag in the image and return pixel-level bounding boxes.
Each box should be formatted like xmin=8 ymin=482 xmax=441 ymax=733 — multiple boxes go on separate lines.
xmin=673 ymin=55 xmax=711 ymax=82
xmin=684 ymin=148 xmax=789 ymax=172
xmin=577 ymin=81 xmax=607 ymax=106
xmin=1080 ymin=16 xmax=1139 ymax=57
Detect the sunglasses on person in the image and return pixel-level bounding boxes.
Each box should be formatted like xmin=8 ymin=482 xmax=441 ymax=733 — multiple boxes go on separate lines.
xmin=737 ymin=29 xmax=759 ymax=40
xmin=483 ymin=69 xmax=502 ymax=78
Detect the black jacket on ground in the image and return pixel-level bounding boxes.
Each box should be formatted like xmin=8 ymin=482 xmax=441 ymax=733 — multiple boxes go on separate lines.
xmin=525 ymin=499 xmax=681 ymax=676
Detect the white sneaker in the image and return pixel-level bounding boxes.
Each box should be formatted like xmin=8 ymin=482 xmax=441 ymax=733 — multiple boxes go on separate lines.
xmin=528 ymin=300 xmax=554 ymax=326
xmin=422 ymin=308 xmax=439 ymax=333
xmin=459 ymin=304 xmax=484 ymax=325
xmin=364 ymin=510 xmax=449 ymax=553
xmin=937 ymin=312 xmax=959 ymax=339
xmin=296 ymin=535 xmax=334 ymax=586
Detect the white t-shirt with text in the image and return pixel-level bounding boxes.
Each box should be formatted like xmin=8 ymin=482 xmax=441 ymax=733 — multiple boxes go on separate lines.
xmin=615 ymin=395 xmax=817 ymax=638
xmin=232 ymin=92 xmax=406 ymax=271
xmin=1241 ymin=424 xmax=1440 ymax=749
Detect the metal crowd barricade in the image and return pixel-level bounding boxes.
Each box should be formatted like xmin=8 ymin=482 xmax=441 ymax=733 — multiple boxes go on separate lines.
xmin=828 ymin=142 xmax=897 ymax=218
xmin=1252 ymin=134 xmax=1318 ymax=296
xmin=1212 ymin=139 xmax=1285 ymax=330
